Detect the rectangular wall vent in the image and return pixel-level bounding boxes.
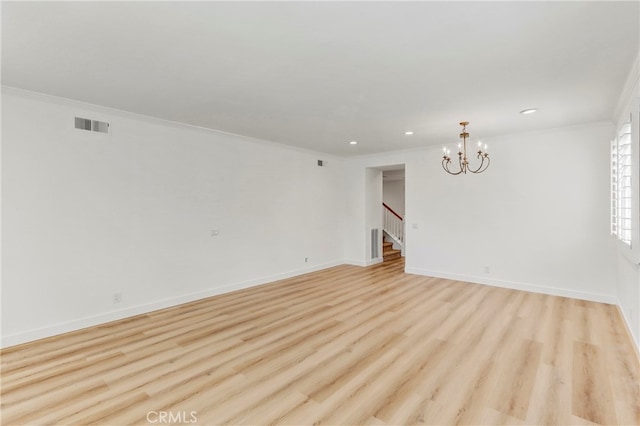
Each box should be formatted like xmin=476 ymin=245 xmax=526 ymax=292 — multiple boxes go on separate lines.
xmin=75 ymin=117 xmax=91 ymax=130
xmin=74 ymin=117 xmax=109 ymax=133
xmin=371 ymin=228 xmax=379 ymax=259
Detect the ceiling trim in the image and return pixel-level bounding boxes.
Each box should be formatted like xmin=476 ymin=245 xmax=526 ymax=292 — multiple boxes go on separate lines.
xmin=613 ymin=54 xmax=640 ymax=122
xmin=1 ymin=85 xmax=345 ymax=162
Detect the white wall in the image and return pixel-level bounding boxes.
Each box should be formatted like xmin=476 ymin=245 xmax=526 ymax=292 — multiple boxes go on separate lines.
xmin=365 ymin=168 xmax=383 ymax=264
xmin=410 ymin=123 xmax=617 ymax=302
xmin=383 ymin=179 xmax=405 ymax=217
xmin=617 ymin=254 xmax=639 ymax=345
xmin=613 ymin=64 xmax=640 ymax=347
xmin=3 ymin=86 xmax=634 ymax=350
xmin=1 ymin=88 xmax=346 ymax=347
xmin=345 ymin=122 xmax=618 ymax=305
xmin=344 ymin=165 xmax=396 ymax=266
xmin=343 ymin=166 xmax=366 ymax=265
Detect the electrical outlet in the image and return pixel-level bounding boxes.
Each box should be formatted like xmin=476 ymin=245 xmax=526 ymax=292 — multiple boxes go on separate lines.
xmin=113 ymin=292 xmax=122 ymax=304
xmin=304 ymin=257 xmax=309 ymax=263
xmin=484 ymin=266 xmax=491 ymax=274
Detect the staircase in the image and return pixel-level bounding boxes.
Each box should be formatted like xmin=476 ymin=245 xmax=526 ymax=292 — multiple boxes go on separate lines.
xmin=383 ymin=236 xmax=402 ymax=261
xmin=382 ymin=202 xmax=404 ymax=262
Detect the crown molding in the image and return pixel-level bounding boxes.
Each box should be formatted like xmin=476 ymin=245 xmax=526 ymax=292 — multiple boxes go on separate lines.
xmin=613 ymin=54 xmax=640 ymax=121
xmin=1 ymin=85 xmax=345 ymax=163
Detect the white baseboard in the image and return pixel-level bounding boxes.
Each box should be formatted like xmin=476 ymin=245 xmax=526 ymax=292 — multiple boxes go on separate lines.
xmin=405 ymin=267 xmax=618 ymax=305
xmin=0 ymin=260 xmax=343 ymax=348
xmin=616 ymin=300 xmax=640 ymax=359
xmin=5 ymin=261 xmax=622 ymax=349
xmin=344 ymin=257 xmax=383 ymax=267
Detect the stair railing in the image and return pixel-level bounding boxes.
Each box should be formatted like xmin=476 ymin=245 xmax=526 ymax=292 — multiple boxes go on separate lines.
xmin=383 ymin=203 xmax=404 ymax=244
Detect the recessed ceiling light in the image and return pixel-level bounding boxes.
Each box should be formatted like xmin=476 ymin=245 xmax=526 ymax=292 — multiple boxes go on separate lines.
xmin=349 ymin=140 xmax=358 ymax=145
xmin=520 ymin=108 xmax=538 ymax=115
xmin=404 ymin=131 xmax=414 ymax=135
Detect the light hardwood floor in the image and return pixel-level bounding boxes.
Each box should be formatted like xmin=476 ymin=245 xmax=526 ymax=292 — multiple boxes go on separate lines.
xmin=1 ymin=259 xmax=639 ymax=425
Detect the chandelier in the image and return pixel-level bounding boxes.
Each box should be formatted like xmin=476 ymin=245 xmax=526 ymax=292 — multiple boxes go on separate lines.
xmin=442 ymin=121 xmax=490 ymax=175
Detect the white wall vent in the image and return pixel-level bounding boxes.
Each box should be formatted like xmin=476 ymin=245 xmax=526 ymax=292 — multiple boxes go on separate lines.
xmin=75 ymin=117 xmax=109 ymax=133
xmin=371 ymin=228 xmax=379 ymax=259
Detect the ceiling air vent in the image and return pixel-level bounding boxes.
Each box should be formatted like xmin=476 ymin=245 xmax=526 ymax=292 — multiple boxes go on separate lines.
xmin=74 ymin=117 xmax=109 ymax=133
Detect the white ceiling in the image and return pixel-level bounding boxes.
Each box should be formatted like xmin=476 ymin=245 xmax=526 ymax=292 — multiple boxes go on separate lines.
xmin=2 ymin=1 xmax=638 ymax=156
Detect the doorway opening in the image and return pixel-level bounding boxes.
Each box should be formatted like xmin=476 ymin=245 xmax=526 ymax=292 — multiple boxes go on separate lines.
xmin=364 ymin=164 xmax=406 ymax=265
xmin=382 ymin=166 xmax=405 ymax=261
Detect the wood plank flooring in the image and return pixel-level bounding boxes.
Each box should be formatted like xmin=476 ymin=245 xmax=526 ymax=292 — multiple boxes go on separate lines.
xmin=1 ymin=259 xmax=639 ymax=425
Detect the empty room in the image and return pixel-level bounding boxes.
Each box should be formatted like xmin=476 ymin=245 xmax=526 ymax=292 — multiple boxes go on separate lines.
xmin=1 ymin=1 xmax=639 ymax=425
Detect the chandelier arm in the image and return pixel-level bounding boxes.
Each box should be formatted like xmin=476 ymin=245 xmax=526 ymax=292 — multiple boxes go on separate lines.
xmin=480 ymin=155 xmax=490 ymax=172
xmin=469 ymin=155 xmax=490 ymax=174
xmin=468 ymin=154 xmax=485 ymax=174
xmin=442 ymin=158 xmax=449 ymax=173
xmin=442 ymin=158 xmax=463 ymax=175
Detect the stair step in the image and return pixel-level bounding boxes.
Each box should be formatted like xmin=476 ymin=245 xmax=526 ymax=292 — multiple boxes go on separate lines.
xmin=383 ymin=248 xmax=401 ymax=261
xmin=382 ymin=236 xmax=402 ymax=261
